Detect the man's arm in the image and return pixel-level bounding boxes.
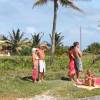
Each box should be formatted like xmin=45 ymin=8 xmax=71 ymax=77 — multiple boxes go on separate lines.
xmin=78 ymin=49 xmax=82 ymax=57
xmin=75 ymin=48 xmax=80 ymax=60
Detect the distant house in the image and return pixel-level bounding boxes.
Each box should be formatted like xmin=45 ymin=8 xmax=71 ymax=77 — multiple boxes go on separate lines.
xmin=0 ymin=34 xmax=11 ymax=56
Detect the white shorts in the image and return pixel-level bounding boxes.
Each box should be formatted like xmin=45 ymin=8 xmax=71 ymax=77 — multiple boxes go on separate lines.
xmin=39 ymin=60 xmax=46 ymax=72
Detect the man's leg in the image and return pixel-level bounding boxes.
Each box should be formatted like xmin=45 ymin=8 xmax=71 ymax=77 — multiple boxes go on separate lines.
xmin=77 ymin=71 xmax=81 ymax=80
xmin=41 ymin=72 xmax=44 ymax=80
xmin=76 ymin=71 xmax=83 ymax=84
xmin=40 ymin=73 xmax=44 ymax=81
xmin=76 ymin=60 xmax=83 ymax=81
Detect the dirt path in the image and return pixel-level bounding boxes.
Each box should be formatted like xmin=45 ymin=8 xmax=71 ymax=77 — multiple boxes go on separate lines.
xmin=16 ymin=90 xmax=100 ymax=100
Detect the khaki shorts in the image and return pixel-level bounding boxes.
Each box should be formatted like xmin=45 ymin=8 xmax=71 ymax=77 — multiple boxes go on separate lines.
xmin=75 ymin=58 xmax=83 ymax=72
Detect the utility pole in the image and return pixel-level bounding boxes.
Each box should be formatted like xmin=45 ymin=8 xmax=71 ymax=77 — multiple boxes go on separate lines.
xmin=80 ymin=26 xmax=82 ymax=50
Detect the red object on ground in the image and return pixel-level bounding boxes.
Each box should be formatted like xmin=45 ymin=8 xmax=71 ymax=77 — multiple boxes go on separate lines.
xmin=95 ymin=78 xmax=100 ymax=85
xmin=32 ymin=68 xmax=38 ymax=81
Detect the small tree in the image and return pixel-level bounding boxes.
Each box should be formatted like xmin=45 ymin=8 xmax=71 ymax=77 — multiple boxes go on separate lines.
xmin=50 ymin=32 xmax=64 ymax=48
xmin=7 ymin=29 xmax=29 ymax=54
xmin=84 ymin=42 xmax=100 ymax=54
xmin=50 ymin=32 xmax=65 ymax=55
xmin=31 ymin=32 xmax=44 ymax=47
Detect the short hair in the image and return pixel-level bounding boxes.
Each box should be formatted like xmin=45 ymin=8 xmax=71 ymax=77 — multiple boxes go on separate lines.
xmin=73 ymin=42 xmax=79 ymax=47
xmin=69 ymin=46 xmax=74 ymax=51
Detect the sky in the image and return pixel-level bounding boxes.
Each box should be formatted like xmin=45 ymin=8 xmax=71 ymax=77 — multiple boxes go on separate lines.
xmin=0 ymin=0 xmax=100 ymax=50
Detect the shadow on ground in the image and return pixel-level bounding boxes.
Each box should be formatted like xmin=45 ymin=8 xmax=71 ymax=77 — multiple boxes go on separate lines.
xmin=20 ymin=76 xmax=71 ymax=82
xmin=61 ymin=76 xmax=71 ymax=81
xmin=20 ymin=76 xmax=33 ymax=82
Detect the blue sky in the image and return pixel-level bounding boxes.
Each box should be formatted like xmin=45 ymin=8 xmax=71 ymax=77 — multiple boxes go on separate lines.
xmin=0 ymin=0 xmax=100 ymax=50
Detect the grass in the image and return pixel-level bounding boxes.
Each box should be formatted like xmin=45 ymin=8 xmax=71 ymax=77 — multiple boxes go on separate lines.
xmin=0 ymin=54 xmax=100 ymax=100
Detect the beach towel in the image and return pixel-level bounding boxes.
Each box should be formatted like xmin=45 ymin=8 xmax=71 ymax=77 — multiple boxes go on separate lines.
xmin=74 ymin=78 xmax=100 ymax=90
xmin=74 ymin=84 xmax=100 ymax=90
xmin=95 ymin=78 xmax=100 ymax=86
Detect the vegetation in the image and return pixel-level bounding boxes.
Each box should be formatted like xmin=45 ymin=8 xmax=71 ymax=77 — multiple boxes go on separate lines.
xmin=49 ymin=32 xmax=66 ymax=55
xmin=0 ymin=54 xmax=100 ymax=100
xmin=84 ymin=42 xmax=100 ymax=54
xmin=31 ymin=32 xmax=44 ymax=48
xmin=33 ymin=0 xmax=82 ymax=63
xmin=0 ymin=1 xmax=99 ymax=100
xmin=49 ymin=32 xmax=64 ymax=48
xmin=6 ymin=29 xmax=29 ymax=54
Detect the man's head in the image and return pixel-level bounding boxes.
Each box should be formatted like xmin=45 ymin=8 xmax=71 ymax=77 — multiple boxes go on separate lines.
xmin=38 ymin=43 xmax=48 ymax=51
xmin=73 ymin=42 xmax=79 ymax=48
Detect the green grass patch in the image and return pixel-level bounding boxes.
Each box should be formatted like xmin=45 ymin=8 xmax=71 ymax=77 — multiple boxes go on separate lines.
xmin=0 ymin=54 xmax=100 ymax=99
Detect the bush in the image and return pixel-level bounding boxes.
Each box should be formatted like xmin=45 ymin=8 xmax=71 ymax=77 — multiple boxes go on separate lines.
xmin=20 ymin=47 xmax=32 ymax=56
xmin=84 ymin=42 xmax=100 ymax=54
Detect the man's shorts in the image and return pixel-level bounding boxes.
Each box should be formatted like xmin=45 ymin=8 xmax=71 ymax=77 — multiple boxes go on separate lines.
xmin=75 ymin=58 xmax=83 ymax=72
xmin=39 ymin=60 xmax=46 ymax=72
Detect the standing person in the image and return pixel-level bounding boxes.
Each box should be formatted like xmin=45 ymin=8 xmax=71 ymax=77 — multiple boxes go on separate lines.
xmin=36 ymin=44 xmax=48 ymax=82
xmin=73 ymin=42 xmax=83 ymax=84
xmin=68 ymin=46 xmax=76 ymax=81
xmin=32 ymin=48 xmax=39 ymax=83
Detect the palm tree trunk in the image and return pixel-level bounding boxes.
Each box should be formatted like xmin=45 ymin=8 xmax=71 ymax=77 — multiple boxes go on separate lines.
xmin=51 ymin=0 xmax=58 ymax=64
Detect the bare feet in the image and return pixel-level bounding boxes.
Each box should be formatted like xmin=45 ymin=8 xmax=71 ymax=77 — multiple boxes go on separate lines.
xmin=76 ymin=79 xmax=83 ymax=85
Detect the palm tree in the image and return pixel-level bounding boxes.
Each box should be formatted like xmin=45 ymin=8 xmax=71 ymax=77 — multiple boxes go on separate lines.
xmin=50 ymin=32 xmax=64 ymax=48
xmin=33 ymin=0 xmax=82 ymax=63
xmin=7 ymin=29 xmax=29 ymax=54
xmin=31 ymin=32 xmax=44 ymax=47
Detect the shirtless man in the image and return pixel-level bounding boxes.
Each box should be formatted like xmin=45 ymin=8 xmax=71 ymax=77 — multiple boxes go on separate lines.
xmin=36 ymin=44 xmax=47 ymax=81
xmin=73 ymin=42 xmax=83 ymax=83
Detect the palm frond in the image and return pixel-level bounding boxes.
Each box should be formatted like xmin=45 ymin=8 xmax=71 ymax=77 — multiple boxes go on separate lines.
xmin=33 ymin=0 xmax=47 ymax=8
xmin=60 ymin=0 xmax=83 ymax=12
xmin=6 ymin=29 xmax=29 ymax=54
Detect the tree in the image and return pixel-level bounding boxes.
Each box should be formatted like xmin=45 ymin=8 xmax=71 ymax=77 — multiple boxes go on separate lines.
xmin=84 ymin=42 xmax=100 ymax=54
xmin=33 ymin=0 xmax=82 ymax=63
xmin=7 ymin=29 xmax=29 ymax=54
xmin=31 ymin=32 xmax=44 ymax=47
xmin=49 ymin=32 xmax=64 ymax=48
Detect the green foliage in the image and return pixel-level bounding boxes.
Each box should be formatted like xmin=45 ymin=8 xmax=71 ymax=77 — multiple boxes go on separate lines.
xmin=84 ymin=42 xmax=100 ymax=54
xmin=0 ymin=56 xmax=32 ymax=70
xmin=49 ymin=32 xmax=67 ymax=55
xmin=33 ymin=0 xmax=82 ymax=12
xmin=0 ymin=55 xmax=100 ymax=99
xmin=55 ymin=46 xmax=68 ymax=55
xmin=20 ymin=47 xmax=32 ymax=56
xmin=31 ymin=32 xmax=44 ymax=47
xmin=49 ymin=32 xmax=64 ymax=48
xmin=6 ymin=29 xmax=29 ymax=54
